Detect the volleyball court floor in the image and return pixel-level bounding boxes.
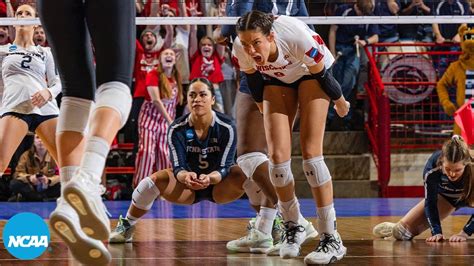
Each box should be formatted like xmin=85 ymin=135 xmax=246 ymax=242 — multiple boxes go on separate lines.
xmin=0 ymin=198 xmax=472 ymax=265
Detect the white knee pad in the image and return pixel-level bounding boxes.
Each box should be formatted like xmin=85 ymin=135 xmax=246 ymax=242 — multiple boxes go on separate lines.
xmin=94 ymin=81 xmax=132 ymax=127
xmin=237 ymin=152 xmax=268 ymax=179
xmin=242 ymin=178 xmax=262 ymax=206
xmin=392 ymin=223 xmax=414 ymax=241
xmin=132 ymin=177 xmax=160 ymax=211
xmin=269 ymin=160 xmax=293 ymax=187
xmin=57 ymin=97 xmax=93 ymax=134
xmin=303 ymin=156 xmax=332 ymax=188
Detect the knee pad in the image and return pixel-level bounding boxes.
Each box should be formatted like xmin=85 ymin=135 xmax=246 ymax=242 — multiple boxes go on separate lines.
xmin=269 ymin=160 xmax=293 ymax=187
xmin=303 ymin=156 xmax=332 ymax=188
xmin=57 ymin=97 xmax=93 ymax=134
xmin=94 ymin=81 xmax=132 ymax=127
xmin=242 ymin=178 xmax=262 ymax=206
xmin=237 ymin=152 xmax=268 ymax=179
xmin=392 ymin=223 xmax=414 ymax=241
xmin=132 ymin=177 xmax=160 ymax=211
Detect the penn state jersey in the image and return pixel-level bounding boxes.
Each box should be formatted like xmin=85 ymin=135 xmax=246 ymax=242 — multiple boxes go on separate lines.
xmin=232 ymin=15 xmax=334 ymax=84
xmin=0 ymin=44 xmax=61 ymax=116
xmin=423 ymin=150 xmax=474 ymax=235
xmin=168 ymin=111 xmax=236 ymax=178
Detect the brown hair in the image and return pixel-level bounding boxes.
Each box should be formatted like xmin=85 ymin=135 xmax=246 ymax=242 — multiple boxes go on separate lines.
xmin=156 ymin=62 xmax=183 ymax=105
xmin=198 ymin=36 xmax=215 ymax=52
xmin=356 ymin=0 xmax=374 ymax=16
xmin=439 ymin=136 xmax=474 ymax=206
xmin=236 ymin=10 xmax=274 ymax=36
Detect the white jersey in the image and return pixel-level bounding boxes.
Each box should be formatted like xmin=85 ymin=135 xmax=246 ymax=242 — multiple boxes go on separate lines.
xmin=0 ymin=44 xmax=61 ymax=116
xmin=232 ymin=15 xmax=334 ymax=84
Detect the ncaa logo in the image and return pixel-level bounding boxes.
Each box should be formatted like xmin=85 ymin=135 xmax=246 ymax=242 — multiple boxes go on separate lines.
xmin=8 ymin=44 xmax=17 ymax=52
xmin=186 ymin=129 xmax=194 ymax=139
xmin=2 ymin=212 xmax=50 ymax=260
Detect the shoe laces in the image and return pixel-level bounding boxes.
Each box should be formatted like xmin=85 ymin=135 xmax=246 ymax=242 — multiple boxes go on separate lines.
xmin=116 ymin=215 xmax=131 ymax=233
xmin=316 ymin=233 xmax=341 ymax=253
xmin=247 ymin=218 xmax=256 ymax=231
xmin=282 ymin=222 xmax=305 ymax=245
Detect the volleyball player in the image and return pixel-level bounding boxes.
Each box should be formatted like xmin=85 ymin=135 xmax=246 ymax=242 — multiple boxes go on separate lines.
xmin=222 ymin=0 xmax=319 ymax=255
xmin=374 ymin=136 xmax=474 ymax=242
xmin=0 ymin=4 xmax=60 ymax=183
xmin=109 ymin=78 xmax=251 ymax=245
xmin=38 ymin=0 xmax=135 ymax=264
xmin=233 ymin=11 xmax=349 ymax=264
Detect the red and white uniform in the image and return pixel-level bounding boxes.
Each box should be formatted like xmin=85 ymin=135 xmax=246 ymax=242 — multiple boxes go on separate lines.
xmin=133 ymin=39 xmax=161 ymax=98
xmin=133 ymin=69 xmax=179 ymax=187
xmin=232 ymin=15 xmax=334 ymax=84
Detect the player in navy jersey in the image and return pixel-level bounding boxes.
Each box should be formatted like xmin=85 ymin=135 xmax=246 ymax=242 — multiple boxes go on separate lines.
xmin=374 ymin=135 xmax=474 ymax=242
xmin=109 ymin=78 xmax=248 ymax=243
xmin=0 ymin=4 xmax=61 ymax=180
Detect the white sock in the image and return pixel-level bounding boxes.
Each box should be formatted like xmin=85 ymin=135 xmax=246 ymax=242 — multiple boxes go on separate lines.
xmin=255 ymin=207 xmax=277 ymax=235
xmin=317 ymin=203 xmax=336 ymax=235
xmin=278 ymin=197 xmax=300 ymax=224
xmin=79 ymin=136 xmax=110 ymax=184
xmin=298 ymin=212 xmax=309 ymax=228
xmin=126 ymin=213 xmax=139 ymax=226
xmin=60 ymin=166 xmax=79 ymax=195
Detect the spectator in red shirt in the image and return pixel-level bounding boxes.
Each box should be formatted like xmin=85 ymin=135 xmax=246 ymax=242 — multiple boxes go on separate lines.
xmin=188 ymin=2 xmax=225 ymax=112
xmin=129 ymin=26 xmax=173 ymax=154
xmin=133 ymin=48 xmax=183 ymax=187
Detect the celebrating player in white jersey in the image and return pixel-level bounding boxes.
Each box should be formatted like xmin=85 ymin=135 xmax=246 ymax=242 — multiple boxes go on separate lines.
xmin=233 ymin=11 xmax=349 ymax=264
xmin=0 ymin=4 xmax=60 ymax=179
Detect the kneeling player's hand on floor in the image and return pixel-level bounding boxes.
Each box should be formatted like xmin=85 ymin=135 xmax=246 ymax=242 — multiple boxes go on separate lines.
xmin=426 ymin=234 xmax=444 ymax=242
xmin=449 ymin=231 xmax=468 ymax=242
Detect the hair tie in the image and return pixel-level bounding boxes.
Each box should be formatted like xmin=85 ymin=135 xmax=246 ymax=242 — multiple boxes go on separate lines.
xmin=452 ymin=135 xmax=461 ymax=141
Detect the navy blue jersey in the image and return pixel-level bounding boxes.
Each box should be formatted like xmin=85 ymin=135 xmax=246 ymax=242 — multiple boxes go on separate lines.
xmin=335 ymin=5 xmax=380 ymax=45
xmin=374 ymin=0 xmax=400 ymax=39
xmin=423 ymin=150 xmax=474 ymax=235
xmin=168 ymin=111 xmax=237 ymax=179
xmin=432 ymin=0 xmax=471 ymax=39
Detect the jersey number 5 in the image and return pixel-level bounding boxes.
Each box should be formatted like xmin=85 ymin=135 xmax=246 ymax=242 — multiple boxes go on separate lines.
xmin=20 ymin=55 xmax=32 ymax=69
xmin=198 ymin=154 xmax=209 ymax=169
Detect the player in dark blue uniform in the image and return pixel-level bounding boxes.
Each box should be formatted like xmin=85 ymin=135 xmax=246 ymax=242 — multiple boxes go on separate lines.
xmin=109 ymin=78 xmax=247 ymax=243
xmin=374 ymin=135 xmax=474 ymax=242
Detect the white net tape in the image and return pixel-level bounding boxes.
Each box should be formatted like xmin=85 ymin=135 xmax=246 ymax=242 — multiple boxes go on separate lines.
xmin=0 ymin=16 xmax=473 ymax=26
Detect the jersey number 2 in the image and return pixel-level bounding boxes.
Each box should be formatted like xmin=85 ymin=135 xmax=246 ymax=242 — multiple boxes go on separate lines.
xmin=198 ymin=154 xmax=209 ymax=169
xmin=20 ymin=55 xmax=32 ymax=69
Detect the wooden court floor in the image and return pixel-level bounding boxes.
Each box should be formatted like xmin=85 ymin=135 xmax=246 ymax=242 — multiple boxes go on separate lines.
xmin=0 ymin=216 xmax=473 ymax=265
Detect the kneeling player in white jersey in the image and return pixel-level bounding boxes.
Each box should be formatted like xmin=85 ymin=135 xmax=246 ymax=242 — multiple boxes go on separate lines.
xmin=233 ymin=11 xmax=349 ymax=264
xmin=0 ymin=4 xmax=61 ymax=180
